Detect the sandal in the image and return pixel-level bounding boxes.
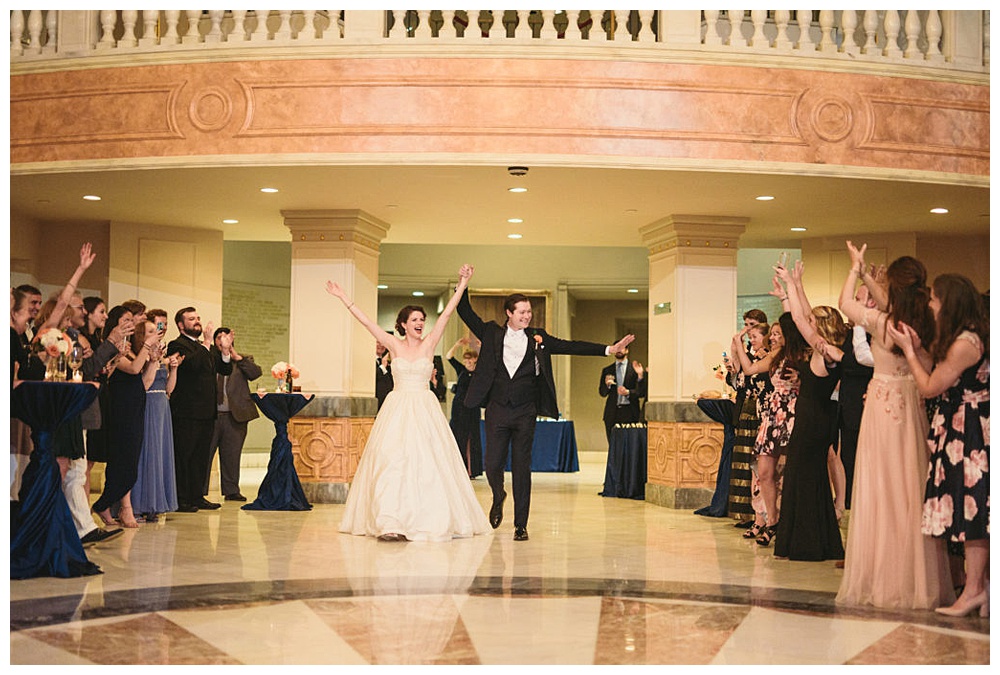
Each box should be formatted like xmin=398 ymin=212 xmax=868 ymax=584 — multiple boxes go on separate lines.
xmin=756 ymin=523 xmax=778 ymax=547
xmin=734 ymin=520 xmax=755 ymax=529
xmin=743 ymin=522 xmax=765 ymax=539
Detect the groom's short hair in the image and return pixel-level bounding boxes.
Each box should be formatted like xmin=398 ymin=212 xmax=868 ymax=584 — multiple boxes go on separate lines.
xmin=503 ymin=293 xmax=529 ymax=315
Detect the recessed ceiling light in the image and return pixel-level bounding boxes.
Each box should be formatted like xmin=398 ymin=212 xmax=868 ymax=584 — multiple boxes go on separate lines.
xmin=930 ymin=207 xmax=949 ymax=214
xmin=508 ymin=187 xmax=528 ymax=193
xmin=411 ymin=291 xmax=424 ymax=297
xmin=223 ymin=219 xmax=239 ymax=224
xmin=507 ymin=233 xmax=523 ymax=240
xmin=377 ymin=284 xmax=388 ymax=290
xmin=83 ymin=195 xmax=101 ymax=201
xmin=507 ymin=218 xmax=523 ymax=224
xmin=624 ymin=209 xmax=638 ymax=214
xmin=627 ymin=288 xmax=639 ymax=293
xmin=756 ymin=195 xmax=775 ymax=201
xmin=790 ymin=227 xmax=807 ymax=232
xmin=260 ymin=187 xmax=279 ymax=193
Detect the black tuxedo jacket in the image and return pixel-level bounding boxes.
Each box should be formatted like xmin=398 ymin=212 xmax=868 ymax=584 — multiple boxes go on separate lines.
xmin=599 ymin=360 xmax=645 ymax=423
xmin=457 ymin=288 xmax=606 ymax=419
xmin=167 ymin=335 xmax=232 ymax=420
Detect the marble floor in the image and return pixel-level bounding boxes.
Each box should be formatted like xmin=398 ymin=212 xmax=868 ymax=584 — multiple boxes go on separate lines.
xmin=8 ymin=455 xmax=991 ymax=666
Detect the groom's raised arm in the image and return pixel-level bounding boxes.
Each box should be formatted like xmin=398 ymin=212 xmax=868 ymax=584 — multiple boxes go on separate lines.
xmin=457 ymin=288 xmax=487 ymax=341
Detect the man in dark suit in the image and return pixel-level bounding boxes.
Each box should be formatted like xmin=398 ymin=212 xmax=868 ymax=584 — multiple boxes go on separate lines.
xmin=599 ymin=346 xmax=646 ymax=443
xmin=375 ymin=342 xmax=393 ymax=410
xmin=205 ymin=327 xmax=262 ymax=502
xmin=167 ymin=307 xmax=232 ymax=512
xmin=458 ymin=267 xmax=634 ymax=541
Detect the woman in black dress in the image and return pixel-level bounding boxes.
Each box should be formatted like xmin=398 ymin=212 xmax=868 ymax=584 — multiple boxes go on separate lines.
xmin=92 ymin=310 xmax=159 ymax=528
xmin=773 ymin=262 xmax=848 ymax=561
xmin=445 ymin=337 xmax=483 ymax=478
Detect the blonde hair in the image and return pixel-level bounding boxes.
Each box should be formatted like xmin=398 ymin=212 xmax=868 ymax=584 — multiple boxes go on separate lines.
xmin=812 ymin=306 xmax=847 ymax=346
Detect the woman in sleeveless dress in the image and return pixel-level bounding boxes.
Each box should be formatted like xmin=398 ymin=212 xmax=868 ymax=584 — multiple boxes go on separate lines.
xmin=772 ymin=262 xmax=847 ymax=561
xmin=325 ymin=264 xmax=491 ymax=542
xmin=131 ymin=315 xmax=181 ymax=522
xmin=888 ymin=273 xmax=989 ymax=617
xmin=836 ymin=243 xmax=954 ymax=610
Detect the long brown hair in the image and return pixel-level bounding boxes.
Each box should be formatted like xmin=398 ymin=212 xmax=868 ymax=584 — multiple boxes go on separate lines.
xmin=130 ymin=320 xmax=150 ymax=356
xmin=930 ymin=274 xmax=988 ymax=363
xmin=886 ymin=256 xmax=934 ymax=356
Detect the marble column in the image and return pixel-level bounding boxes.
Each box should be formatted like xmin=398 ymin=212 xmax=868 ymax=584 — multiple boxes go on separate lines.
xmin=282 ymin=209 xmax=390 ymax=503
xmin=639 ymin=215 xmax=747 ymax=509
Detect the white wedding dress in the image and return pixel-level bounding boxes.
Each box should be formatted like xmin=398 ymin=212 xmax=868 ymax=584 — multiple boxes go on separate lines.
xmin=339 ymin=357 xmax=492 ymax=542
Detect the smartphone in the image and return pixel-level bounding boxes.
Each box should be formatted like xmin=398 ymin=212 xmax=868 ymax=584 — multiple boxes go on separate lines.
xmin=777 ymin=251 xmax=789 ymax=268
xmin=156 ymin=320 xmax=166 ymax=331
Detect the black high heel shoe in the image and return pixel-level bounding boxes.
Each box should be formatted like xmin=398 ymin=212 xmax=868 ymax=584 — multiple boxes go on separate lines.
xmin=743 ymin=522 xmax=765 ymax=539
xmin=756 ymin=523 xmax=778 ymax=547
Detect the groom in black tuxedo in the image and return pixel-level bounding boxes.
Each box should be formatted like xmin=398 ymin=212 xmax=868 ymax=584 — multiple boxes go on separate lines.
xmin=458 ymin=268 xmax=634 ymax=541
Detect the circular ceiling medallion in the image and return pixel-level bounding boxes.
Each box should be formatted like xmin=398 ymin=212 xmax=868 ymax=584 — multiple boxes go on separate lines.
xmin=189 ymin=87 xmax=233 ymax=132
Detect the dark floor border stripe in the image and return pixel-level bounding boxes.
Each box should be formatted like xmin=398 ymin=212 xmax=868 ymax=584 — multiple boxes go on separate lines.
xmin=10 ymin=576 xmax=989 ymax=635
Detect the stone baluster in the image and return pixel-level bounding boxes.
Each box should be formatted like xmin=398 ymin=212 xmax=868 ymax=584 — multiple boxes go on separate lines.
xmin=11 ymin=10 xmax=24 ymax=57
xmin=749 ymin=9 xmax=768 ymax=48
xmin=390 ymin=10 xmax=407 ymax=39
xmin=488 ymin=10 xmax=504 ymax=40
xmin=414 ymin=10 xmax=431 ymax=38
xmin=139 ymin=9 xmax=159 ymax=47
xmin=251 ymin=10 xmax=270 ymax=41
xmin=818 ymin=10 xmax=836 ymax=52
xmin=773 ymin=10 xmax=793 ymax=50
xmin=925 ymin=10 xmax=944 ymax=62
xmin=228 ymin=10 xmax=248 ymax=42
xmin=272 ymin=10 xmax=292 ymax=41
xmin=203 ymin=10 xmax=224 ymax=44
xmin=796 ymin=10 xmax=815 ymax=51
xmin=703 ymin=10 xmax=723 ymax=46
xmin=511 ymin=9 xmax=527 ymax=39
xmin=861 ymin=9 xmax=879 ymax=56
xmin=541 ymin=10 xmax=558 ymax=39
xmin=162 ymin=10 xmax=181 ymax=44
xmin=614 ymin=9 xmax=630 ymax=41
xmin=564 ymin=10 xmax=581 ymax=40
xmin=882 ymin=10 xmax=902 ymax=58
xmin=118 ymin=10 xmax=138 ymax=48
xmin=302 ymin=10 xmax=319 ymax=40
xmin=637 ymin=9 xmax=655 ymax=43
xmin=839 ymin=10 xmax=860 ymax=55
xmin=43 ymin=9 xmax=57 ymax=53
xmin=903 ymin=10 xmax=922 ymax=59
xmin=26 ymin=9 xmax=43 ymax=53
xmin=728 ymin=10 xmax=745 ymax=47
xmin=441 ymin=10 xmax=456 ymax=39
xmin=326 ymin=10 xmax=343 ymax=39
xmin=463 ymin=10 xmax=478 ymax=39
xmin=96 ymin=9 xmax=117 ymax=50
xmin=182 ymin=10 xmax=201 ymax=44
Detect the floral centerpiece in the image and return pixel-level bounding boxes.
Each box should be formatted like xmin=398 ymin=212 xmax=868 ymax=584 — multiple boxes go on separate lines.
xmin=271 ymin=361 xmax=301 ymax=392
xmin=33 ymin=327 xmax=74 ymax=380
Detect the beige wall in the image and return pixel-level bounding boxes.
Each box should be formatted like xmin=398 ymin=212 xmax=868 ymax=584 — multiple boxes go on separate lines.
xmin=10 ymin=217 xmax=110 ymax=300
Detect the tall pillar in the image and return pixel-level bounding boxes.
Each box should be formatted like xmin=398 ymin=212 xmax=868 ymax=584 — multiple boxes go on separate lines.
xmin=282 ymin=209 xmax=390 ymax=503
xmin=640 ymin=215 xmax=747 ymax=509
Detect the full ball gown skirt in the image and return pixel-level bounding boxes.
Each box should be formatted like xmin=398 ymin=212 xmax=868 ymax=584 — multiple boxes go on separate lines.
xmin=340 ymin=357 xmax=492 ymax=542
xmin=131 ymin=365 xmax=179 ymax=515
xmin=774 ymin=362 xmax=844 ymax=561
xmin=836 ymin=316 xmax=955 ymax=609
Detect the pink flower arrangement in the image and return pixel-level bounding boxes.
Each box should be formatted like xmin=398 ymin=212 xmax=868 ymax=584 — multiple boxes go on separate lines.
xmin=270 ymin=361 xmax=301 ymax=380
xmin=34 ymin=327 xmax=73 ymax=358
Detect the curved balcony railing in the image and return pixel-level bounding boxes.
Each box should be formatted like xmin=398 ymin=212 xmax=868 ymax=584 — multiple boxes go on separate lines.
xmin=10 ymin=10 xmax=990 ymax=77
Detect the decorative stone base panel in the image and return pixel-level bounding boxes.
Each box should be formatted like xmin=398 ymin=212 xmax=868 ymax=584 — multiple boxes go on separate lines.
xmin=288 ymin=415 xmax=375 ymax=504
xmin=645 ymin=418 xmax=723 ymax=510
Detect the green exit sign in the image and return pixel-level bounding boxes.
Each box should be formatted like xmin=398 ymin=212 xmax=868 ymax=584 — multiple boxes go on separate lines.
xmin=654 ymin=302 xmax=671 ymax=315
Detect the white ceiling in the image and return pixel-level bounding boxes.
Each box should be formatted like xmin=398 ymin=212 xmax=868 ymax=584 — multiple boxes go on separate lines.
xmin=10 ymin=164 xmax=989 ymax=252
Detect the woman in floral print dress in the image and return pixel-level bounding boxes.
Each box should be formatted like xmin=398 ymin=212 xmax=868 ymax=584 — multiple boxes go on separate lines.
xmin=889 ymin=273 xmax=989 ymax=617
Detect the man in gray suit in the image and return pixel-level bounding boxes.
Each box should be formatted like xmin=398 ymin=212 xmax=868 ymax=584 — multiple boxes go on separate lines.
xmin=205 ymin=327 xmax=263 ymax=502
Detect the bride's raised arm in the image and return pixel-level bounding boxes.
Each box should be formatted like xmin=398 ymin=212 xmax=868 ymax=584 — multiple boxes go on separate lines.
xmin=325 ymin=280 xmax=398 ymax=352
xmin=423 ymin=264 xmax=473 ymax=351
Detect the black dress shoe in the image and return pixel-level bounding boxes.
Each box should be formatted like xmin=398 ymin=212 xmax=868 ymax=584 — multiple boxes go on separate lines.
xmin=197 ymin=498 xmax=222 ymax=510
xmin=489 ymin=490 xmax=507 ymax=529
xmin=176 ymin=504 xmax=199 ymax=513
xmin=513 ymin=527 xmax=529 ymax=541
xmin=224 ymin=493 xmax=247 ymax=502
xmin=81 ymin=527 xmax=123 ymax=546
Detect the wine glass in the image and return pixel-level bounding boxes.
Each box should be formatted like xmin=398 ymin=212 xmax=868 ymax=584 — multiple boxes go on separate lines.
xmin=68 ymin=344 xmax=84 ymax=382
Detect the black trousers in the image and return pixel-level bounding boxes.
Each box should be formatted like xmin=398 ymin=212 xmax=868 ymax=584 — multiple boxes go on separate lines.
xmin=484 ymin=400 xmax=536 ymax=529
xmin=172 ymin=416 xmax=215 ymax=507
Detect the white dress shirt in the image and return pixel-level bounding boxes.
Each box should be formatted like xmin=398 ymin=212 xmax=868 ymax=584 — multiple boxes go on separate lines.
xmin=503 ymin=327 xmax=529 ymax=378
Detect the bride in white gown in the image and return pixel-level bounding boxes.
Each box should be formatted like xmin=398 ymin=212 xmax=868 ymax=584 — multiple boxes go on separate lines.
xmin=325 ymin=264 xmax=491 ymax=542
